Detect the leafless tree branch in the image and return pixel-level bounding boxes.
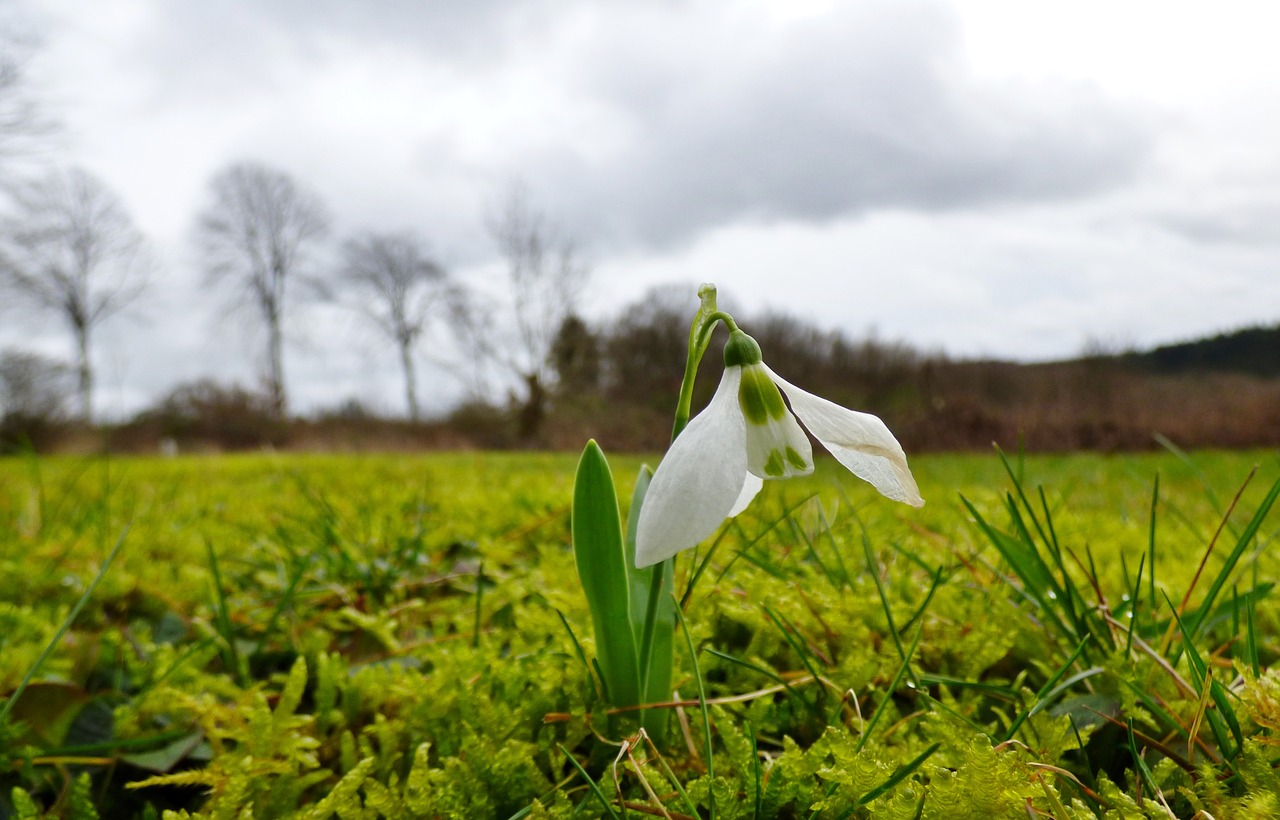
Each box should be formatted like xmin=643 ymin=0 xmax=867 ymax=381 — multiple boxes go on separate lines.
xmin=194 ymin=161 xmax=330 ymax=418
xmin=0 ymin=166 xmax=149 ymax=422
xmin=336 ymin=231 xmax=453 ymax=420
xmin=480 ymin=182 xmax=589 ymax=439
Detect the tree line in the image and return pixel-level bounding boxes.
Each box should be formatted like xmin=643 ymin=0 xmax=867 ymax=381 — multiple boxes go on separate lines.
xmin=0 ymin=24 xmax=589 ymax=439
xmin=0 ymin=159 xmax=585 ymax=431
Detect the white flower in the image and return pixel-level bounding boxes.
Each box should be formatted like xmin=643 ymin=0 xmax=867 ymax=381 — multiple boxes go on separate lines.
xmin=635 ymin=330 xmax=923 ymax=568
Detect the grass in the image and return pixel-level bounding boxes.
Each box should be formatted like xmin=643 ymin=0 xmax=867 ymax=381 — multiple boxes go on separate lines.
xmin=0 ymin=447 xmax=1278 ymax=818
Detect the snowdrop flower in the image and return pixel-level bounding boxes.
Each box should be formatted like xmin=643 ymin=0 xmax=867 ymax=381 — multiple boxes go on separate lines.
xmin=635 ymin=329 xmax=923 ymax=568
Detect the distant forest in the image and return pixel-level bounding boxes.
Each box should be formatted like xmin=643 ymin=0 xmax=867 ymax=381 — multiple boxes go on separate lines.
xmin=1128 ymin=325 xmax=1280 ymax=378
xmin=3 ymin=302 xmax=1278 ymax=455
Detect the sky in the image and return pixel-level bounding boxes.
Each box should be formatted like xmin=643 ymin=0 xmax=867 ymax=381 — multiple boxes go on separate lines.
xmin=4 ymin=0 xmax=1280 ymax=419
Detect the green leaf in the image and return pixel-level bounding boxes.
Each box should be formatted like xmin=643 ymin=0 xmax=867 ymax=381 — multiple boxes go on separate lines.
xmin=121 ymin=730 xmax=206 ymax=774
xmin=625 ymin=464 xmax=675 ymax=737
xmin=1187 ymin=473 xmax=1280 ymax=639
xmin=571 ymin=440 xmax=642 ymax=708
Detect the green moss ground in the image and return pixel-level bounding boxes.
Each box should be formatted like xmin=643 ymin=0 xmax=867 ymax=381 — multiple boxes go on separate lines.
xmin=1 ymin=448 xmax=1279 ymax=818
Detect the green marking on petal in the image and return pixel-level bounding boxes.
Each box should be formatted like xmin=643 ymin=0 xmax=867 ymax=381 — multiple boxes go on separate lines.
xmin=738 ymin=365 xmax=788 ymax=425
xmin=764 ymin=450 xmax=785 ymax=477
xmin=785 ymin=446 xmax=807 ymax=470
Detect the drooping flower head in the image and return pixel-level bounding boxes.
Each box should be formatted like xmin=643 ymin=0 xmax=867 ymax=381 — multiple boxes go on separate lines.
xmin=635 ymin=328 xmax=922 ymax=568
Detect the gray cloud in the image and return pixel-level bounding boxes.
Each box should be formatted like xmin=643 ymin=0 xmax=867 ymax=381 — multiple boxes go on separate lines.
xmin=122 ymin=0 xmax=1155 ymax=255
xmin=1150 ymin=196 xmax=1280 ymax=246
xmin=510 ymin=2 xmax=1156 ymax=249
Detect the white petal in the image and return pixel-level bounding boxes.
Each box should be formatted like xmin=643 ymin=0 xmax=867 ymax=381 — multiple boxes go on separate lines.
xmin=766 ymin=366 xmax=924 ymax=507
xmin=635 ymin=368 xmax=749 ymax=567
xmin=744 ymin=411 xmax=813 ymax=480
xmin=728 ymin=473 xmax=764 ymax=517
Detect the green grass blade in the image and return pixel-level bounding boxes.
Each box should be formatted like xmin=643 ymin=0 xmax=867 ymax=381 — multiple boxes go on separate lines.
xmin=1245 ymin=593 xmax=1260 ymax=677
xmin=961 ymin=496 xmax=1072 ymax=641
xmin=748 ymin=720 xmax=762 ymax=818
xmin=863 ymin=534 xmax=906 ymax=664
xmin=1186 ymin=473 xmax=1280 ymax=639
xmin=1148 ymin=473 xmax=1159 ymax=608
xmin=706 ymin=648 xmax=810 ymax=713
xmin=1003 ymin=637 xmax=1091 ymax=742
xmin=557 ymin=744 xmax=621 ymax=820
xmin=857 ymin=741 xmax=940 ymax=807
xmin=899 ymin=566 xmax=944 ymax=634
xmin=1153 ymin=434 xmax=1223 ymax=517
xmin=856 ymin=625 xmax=923 ymax=753
xmin=1166 ymin=595 xmax=1242 ymax=761
xmin=762 ymin=606 xmax=829 ymax=695
xmin=1 ymin=524 xmax=130 ymax=724
xmin=571 ymin=441 xmax=641 ymax=708
xmin=917 ymin=674 xmax=1019 ymax=701
xmin=555 ymin=609 xmax=602 ymax=702
xmin=204 ymin=535 xmax=245 ymax=686
xmin=473 ymin=560 xmax=485 ymax=648
xmin=1124 ymin=553 xmax=1146 ymax=660
xmin=1126 ymin=718 xmax=1160 ymax=803
xmin=673 ymin=595 xmax=715 ymax=819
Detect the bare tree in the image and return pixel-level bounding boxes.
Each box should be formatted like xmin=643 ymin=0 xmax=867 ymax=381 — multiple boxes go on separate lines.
xmin=0 ymin=167 xmax=149 ymax=422
xmin=337 ymin=231 xmax=454 ymax=421
xmin=484 ymin=184 xmax=588 ymax=440
xmin=195 ymin=162 xmax=329 ymax=418
xmin=0 ymin=348 xmax=73 ymax=421
xmin=0 ymin=16 xmax=57 ymax=170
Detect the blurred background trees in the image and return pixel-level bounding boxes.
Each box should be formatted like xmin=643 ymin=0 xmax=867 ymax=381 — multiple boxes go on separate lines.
xmin=336 ymin=231 xmax=455 ymax=422
xmin=0 ymin=348 xmax=72 ymax=448
xmin=0 ymin=19 xmax=55 ymax=171
xmin=0 ymin=166 xmax=149 ymax=422
xmin=480 ymin=184 xmax=589 ymax=442
xmin=195 ymin=162 xmax=330 ymax=419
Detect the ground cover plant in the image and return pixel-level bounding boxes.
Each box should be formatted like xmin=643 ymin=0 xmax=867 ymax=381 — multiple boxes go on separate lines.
xmin=0 ymin=444 xmax=1278 ymax=818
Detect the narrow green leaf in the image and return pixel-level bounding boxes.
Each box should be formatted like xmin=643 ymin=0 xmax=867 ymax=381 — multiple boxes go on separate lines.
xmin=706 ymin=648 xmax=808 ymax=711
xmin=555 ymin=609 xmax=602 ymax=703
xmin=1 ymin=525 xmax=130 ymax=724
xmin=856 ymin=625 xmax=923 ymax=753
xmin=1126 ymin=718 xmax=1160 ymax=802
xmin=1147 ymin=474 xmax=1159 ymax=608
xmin=863 ymin=534 xmax=905 ymax=664
xmin=1003 ymin=637 xmax=1091 ymax=742
xmin=1166 ymin=595 xmax=1242 ymax=760
xmin=673 ymin=596 xmax=715 ymax=819
xmin=1187 ymin=474 xmax=1280 ymax=639
xmin=558 ymin=744 xmax=621 ymax=820
xmin=857 ymin=741 xmax=940 ymax=806
xmin=1245 ymin=593 xmax=1260 ymax=677
xmin=625 ymin=464 xmax=675 ymax=737
xmin=571 ymin=440 xmax=642 ymax=708
xmin=962 ymin=496 xmax=1072 ymax=642
xmin=1124 ymin=552 xmax=1146 ymax=660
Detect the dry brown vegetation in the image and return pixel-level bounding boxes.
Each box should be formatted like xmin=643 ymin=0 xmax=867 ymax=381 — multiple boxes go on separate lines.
xmin=5 ymin=308 xmax=1279 ymax=456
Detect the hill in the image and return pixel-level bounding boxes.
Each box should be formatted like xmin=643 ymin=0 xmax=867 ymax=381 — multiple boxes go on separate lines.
xmin=1125 ymin=323 xmax=1280 ymax=377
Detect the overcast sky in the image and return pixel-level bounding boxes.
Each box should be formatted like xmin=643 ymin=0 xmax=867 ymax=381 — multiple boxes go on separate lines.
xmin=4 ymin=0 xmax=1280 ymax=418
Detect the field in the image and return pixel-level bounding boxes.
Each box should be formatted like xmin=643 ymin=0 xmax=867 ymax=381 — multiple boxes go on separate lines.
xmin=1 ymin=447 xmax=1279 ymax=818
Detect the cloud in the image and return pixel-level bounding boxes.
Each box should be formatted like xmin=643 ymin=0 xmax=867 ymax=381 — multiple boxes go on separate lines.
xmin=490 ymin=1 xmax=1158 ymax=249
xmin=113 ymin=0 xmax=1155 ymax=256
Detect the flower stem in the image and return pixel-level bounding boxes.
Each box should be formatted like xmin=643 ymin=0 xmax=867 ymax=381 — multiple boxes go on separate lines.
xmin=670 ymin=310 xmax=737 ymax=441
xmin=641 ymin=304 xmax=739 ymax=714
xmin=638 ymin=559 xmax=665 ymax=692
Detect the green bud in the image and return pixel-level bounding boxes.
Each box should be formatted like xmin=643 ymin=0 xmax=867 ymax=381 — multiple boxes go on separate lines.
xmin=737 ymin=363 xmax=788 ymax=426
xmin=723 ymin=330 xmax=763 ymax=368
